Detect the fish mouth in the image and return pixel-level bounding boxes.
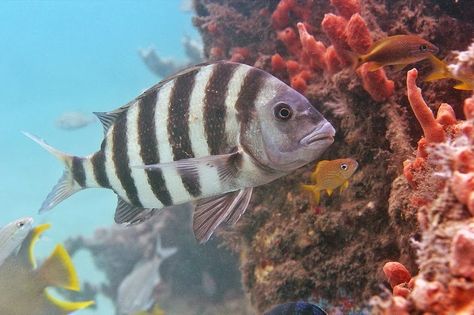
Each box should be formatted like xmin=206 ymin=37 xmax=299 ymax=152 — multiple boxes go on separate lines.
xmin=300 ymin=122 xmax=336 ymax=146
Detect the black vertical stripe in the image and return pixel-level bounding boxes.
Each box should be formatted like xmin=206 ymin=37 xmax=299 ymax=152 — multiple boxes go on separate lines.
xmin=138 ymin=90 xmax=173 ymax=206
xmin=235 ymin=67 xmax=266 ymax=128
xmin=91 ymin=150 xmax=110 ymax=188
xmin=71 ymin=156 xmax=86 ymax=188
xmin=203 ymin=62 xmax=238 ymax=155
xmin=112 ymin=114 xmax=142 ymax=207
xmin=168 ymin=68 xmax=202 ymax=197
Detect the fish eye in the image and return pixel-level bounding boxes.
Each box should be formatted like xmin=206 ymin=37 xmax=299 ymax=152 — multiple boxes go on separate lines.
xmin=340 ymin=163 xmax=348 ymax=170
xmin=419 ymin=44 xmax=427 ymax=51
xmin=16 ymin=222 xmax=24 ymax=228
xmin=274 ymin=103 xmax=293 ymax=121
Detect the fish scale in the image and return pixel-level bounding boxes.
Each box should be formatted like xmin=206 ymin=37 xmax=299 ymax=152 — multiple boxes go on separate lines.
xmin=25 ymin=61 xmax=335 ymax=243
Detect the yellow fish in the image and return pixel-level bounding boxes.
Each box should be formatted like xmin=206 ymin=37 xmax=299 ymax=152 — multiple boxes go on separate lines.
xmin=301 ymin=158 xmax=358 ymax=204
xmin=133 ymin=304 xmax=165 ymax=315
xmin=0 ymin=223 xmax=94 ymax=315
xmin=353 ymin=34 xmax=438 ymax=71
xmin=425 ymin=55 xmax=473 ymax=91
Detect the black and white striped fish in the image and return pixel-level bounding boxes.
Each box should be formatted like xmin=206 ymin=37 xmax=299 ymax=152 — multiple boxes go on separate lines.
xmin=25 ymin=61 xmax=335 ymax=243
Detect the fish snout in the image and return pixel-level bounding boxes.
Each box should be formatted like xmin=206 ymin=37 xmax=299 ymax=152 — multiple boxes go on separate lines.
xmin=300 ymin=122 xmax=335 ymax=147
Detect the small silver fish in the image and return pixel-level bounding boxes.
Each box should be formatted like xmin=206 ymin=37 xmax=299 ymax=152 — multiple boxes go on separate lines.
xmin=55 ymin=111 xmax=96 ymax=130
xmin=0 ymin=217 xmax=33 ymax=266
xmin=25 ymin=61 xmax=335 ymax=242
xmin=116 ymin=238 xmax=176 ymax=315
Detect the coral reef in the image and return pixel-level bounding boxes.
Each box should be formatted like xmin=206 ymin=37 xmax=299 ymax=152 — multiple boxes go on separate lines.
xmin=192 ymin=0 xmax=474 ymax=313
xmin=371 ymin=69 xmax=474 ymax=315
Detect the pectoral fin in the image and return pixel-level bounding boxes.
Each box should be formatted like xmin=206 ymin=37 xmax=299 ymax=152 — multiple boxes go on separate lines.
xmin=37 ymin=244 xmax=80 ymax=291
xmin=135 ymin=149 xmax=243 ymax=185
xmin=340 ymin=180 xmax=349 ymax=192
xmin=44 ymin=291 xmax=94 ymax=314
xmin=326 ymin=189 xmax=333 ymax=196
xmin=193 ymin=187 xmax=253 ymax=243
xmin=114 ymin=197 xmax=161 ymax=225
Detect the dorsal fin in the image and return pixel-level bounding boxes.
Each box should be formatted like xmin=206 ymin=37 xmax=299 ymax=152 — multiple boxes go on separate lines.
xmin=93 ymin=101 xmax=134 ymax=134
xmin=93 ymin=61 xmax=213 ymax=134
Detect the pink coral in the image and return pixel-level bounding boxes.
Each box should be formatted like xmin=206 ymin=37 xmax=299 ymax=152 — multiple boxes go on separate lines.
xmin=357 ymin=63 xmax=394 ymax=102
xmin=330 ymin=0 xmax=360 ymax=20
xmin=346 ymin=13 xmax=372 ymax=54
xmin=321 ymin=13 xmax=351 ymax=65
xmin=383 ymin=262 xmax=411 ymax=288
xmin=450 ymin=227 xmax=474 ymax=279
xmin=406 ymin=69 xmax=446 ymax=144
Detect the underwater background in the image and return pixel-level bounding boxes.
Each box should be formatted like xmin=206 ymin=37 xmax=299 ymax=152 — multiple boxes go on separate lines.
xmin=1 ymin=0 xmax=474 ymax=314
xmin=1 ymin=2 xmax=199 ymax=314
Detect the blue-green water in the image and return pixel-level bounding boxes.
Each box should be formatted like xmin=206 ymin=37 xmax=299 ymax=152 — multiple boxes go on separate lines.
xmin=0 ymin=2 xmax=197 ymax=314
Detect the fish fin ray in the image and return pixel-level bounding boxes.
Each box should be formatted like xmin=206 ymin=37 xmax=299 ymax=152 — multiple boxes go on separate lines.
xmin=135 ymin=150 xmax=242 ymax=186
xmin=326 ymin=189 xmax=333 ymax=196
xmin=225 ymin=187 xmax=253 ymax=225
xmin=23 ymin=132 xmax=82 ymax=213
xmin=114 ymin=197 xmax=161 ymax=225
xmin=425 ymin=55 xmax=450 ymax=82
xmin=340 ymin=180 xmax=349 ymax=192
xmin=45 ymin=290 xmax=94 ymax=314
xmin=37 ymin=244 xmax=80 ymax=291
xmin=193 ymin=188 xmax=253 ymax=243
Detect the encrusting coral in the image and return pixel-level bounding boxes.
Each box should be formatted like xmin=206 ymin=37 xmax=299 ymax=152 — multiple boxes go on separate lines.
xmin=372 ymin=67 xmax=474 ymax=314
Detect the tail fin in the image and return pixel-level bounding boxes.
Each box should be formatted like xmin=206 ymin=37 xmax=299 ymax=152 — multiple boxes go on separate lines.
xmin=38 ymin=244 xmax=80 ymax=291
xmin=45 ymin=291 xmax=94 ymax=314
xmin=23 ymin=132 xmax=82 ymax=213
xmin=425 ymin=55 xmax=451 ymax=82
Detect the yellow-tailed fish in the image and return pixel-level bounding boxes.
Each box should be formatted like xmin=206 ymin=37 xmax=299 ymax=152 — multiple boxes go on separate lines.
xmin=301 ymin=158 xmax=358 ymax=204
xmin=0 ymin=223 xmax=94 ymax=315
xmin=425 ymin=55 xmax=473 ymax=91
xmin=354 ymin=35 xmax=438 ymax=71
xmin=133 ymin=305 xmax=166 ymax=315
xmin=0 ymin=217 xmax=33 ymax=267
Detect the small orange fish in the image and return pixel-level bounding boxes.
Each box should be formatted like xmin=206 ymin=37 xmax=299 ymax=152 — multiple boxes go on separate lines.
xmin=353 ymin=35 xmax=439 ymax=71
xmin=425 ymin=55 xmax=473 ymax=91
xmin=301 ymin=158 xmax=358 ymax=204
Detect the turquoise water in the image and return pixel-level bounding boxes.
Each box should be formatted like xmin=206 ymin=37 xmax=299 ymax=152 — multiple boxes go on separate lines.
xmin=0 ymin=2 xmax=197 ymax=314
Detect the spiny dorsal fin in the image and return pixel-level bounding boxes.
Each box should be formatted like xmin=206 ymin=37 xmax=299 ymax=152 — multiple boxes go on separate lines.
xmin=37 ymin=244 xmax=80 ymax=291
xmin=93 ymin=61 xmax=213 ymax=134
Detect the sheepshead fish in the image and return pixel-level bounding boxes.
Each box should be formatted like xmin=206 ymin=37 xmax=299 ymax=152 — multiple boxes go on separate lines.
xmin=0 ymin=217 xmax=33 ymax=266
xmin=25 ymin=61 xmax=335 ymax=242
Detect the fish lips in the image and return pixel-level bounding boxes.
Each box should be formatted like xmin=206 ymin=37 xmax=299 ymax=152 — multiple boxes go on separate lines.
xmin=300 ymin=122 xmax=335 ymax=147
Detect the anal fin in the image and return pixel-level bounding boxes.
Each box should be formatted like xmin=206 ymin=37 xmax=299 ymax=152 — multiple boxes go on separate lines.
xmin=193 ymin=187 xmax=253 ymax=243
xmin=114 ymin=197 xmax=161 ymax=225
